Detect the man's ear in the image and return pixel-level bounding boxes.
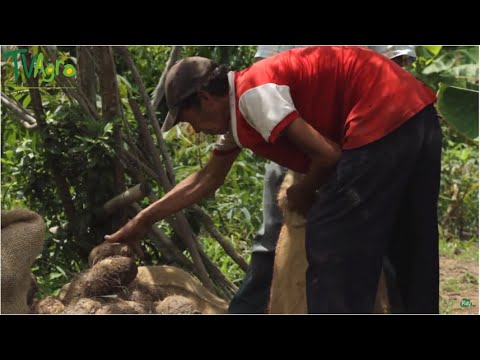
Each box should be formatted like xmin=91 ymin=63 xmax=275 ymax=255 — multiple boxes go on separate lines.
xmin=198 ymin=90 xmax=216 ymax=111
xmin=198 ymin=90 xmax=214 ymax=102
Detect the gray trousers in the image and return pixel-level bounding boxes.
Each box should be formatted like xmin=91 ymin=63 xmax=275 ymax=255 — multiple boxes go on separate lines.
xmin=228 ymin=161 xmax=287 ymax=313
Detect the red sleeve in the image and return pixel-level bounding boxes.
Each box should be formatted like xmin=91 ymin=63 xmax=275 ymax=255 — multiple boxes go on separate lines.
xmin=268 ymin=111 xmax=300 ymax=143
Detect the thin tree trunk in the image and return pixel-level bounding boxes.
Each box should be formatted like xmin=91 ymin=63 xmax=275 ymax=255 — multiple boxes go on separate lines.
xmin=94 ymin=46 xmax=126 ymax=239
xmin=76 ymin=46 xmax=96 ymax=106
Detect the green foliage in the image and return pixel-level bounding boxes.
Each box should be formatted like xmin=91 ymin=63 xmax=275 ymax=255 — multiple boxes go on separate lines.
xmin=2 ymin=103 xmax=117 ymax=295
xmin=120 ymin=46 xmax=172 ymax=94
xmin=2 ymin=47 xmax=119 ymax=296
xmin=183 ymin=46 xmax=257 ymax=71
xmin=437 ymin=84 xmax=479 ymax=140
xmin=438 ymin=128 xmax=478 ymax=242
xmin=408 ymin=47 xmax=479 ymax=244
xmin=410 ymin=46 xmax=479 ymax=141
xmin=439 ymin=236 xmax=479 ymax=261
xmin=410 ymin=46 xmax=478 ymax=91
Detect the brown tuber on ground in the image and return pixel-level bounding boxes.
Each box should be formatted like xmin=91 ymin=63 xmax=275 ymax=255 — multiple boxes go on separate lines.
xmin=88 ymin=242 xmax=135 ymax=267
xmin=117 ymin=279 xmax=162 ymax=312
xmin=64 ymin=298 xmax=103 ymax=314
xmin=84 ymin=256 xmax=138 ymax=297
xmin=62 ymin=273 xmax=89 ymax=305
xmin=34 ymin=296 xmax=65 ymax=314
xmin=154 ymin=295 xmax=200 ymax=314
xmin=34 ymin=243 xmax=227 ymax=314
xmin=95 ymin=300 xmax=148 ymax=314
xmin=135 ymin=266 xmax=228 ymax=314
xmin=58 ymin=282 xmax=71 ymax=303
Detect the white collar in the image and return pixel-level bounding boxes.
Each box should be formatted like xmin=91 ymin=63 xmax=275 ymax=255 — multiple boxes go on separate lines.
xmin=227 ymin=71 xmax=242 ymax=148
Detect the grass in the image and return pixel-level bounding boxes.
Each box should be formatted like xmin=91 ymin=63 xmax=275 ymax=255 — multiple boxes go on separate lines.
xmin=441 ymin=278 xmax=461 ymax=293
xmin=439 ymin=237 xmax=479 ymax=261
xmin=439 ymin=236 xmax=478 ymax=314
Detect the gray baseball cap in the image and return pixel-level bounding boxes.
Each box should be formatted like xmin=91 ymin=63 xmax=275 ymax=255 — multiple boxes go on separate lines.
xmin=161 ymin=56 xmax=216 ymax=132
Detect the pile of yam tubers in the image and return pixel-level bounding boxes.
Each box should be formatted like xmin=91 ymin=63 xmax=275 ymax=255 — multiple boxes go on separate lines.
xmin=32 ymin=242 xmax=229 ymax=314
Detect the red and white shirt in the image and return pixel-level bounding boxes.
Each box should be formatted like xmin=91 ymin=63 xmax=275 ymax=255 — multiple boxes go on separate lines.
xmin=214 ymin=46 xmax=436 ymax=173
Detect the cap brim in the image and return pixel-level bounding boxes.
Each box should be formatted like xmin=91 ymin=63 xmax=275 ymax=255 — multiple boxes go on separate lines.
xmin=161 ymin=108 xmax=179 ymax=132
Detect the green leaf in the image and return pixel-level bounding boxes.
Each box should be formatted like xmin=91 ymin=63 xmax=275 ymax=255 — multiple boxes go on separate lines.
xmin=22 ymin=94 xmax=31 ymax=108
xmin=442 ymin=64 xmax=479 ymax=81
xmin=424 ymin=46 xmax=443 ymax=57
xmin=422 ymin=52 xmax=457 ymax=75
xmin=75 ymin=135 xmax=97 ymax=144
xmin=415 ymin=46 xmax=438 ymax=60
xmin=55 ymin=266 xmax=67 ymax=277
xmin=424 ymin=45 xmax=443 ymax=56
xmin=98 ymin=294 xmax=118 ymax=299
xmin=240 ymin=208 xmax=251 ymax=223
xmin=456 ymin=47 xmax=479 ymax=63
xmin=48 ymin=272 xmax=63 ymax=280
xmin=437 ymin=83 xmax=479 ymax=140
xmin=1 ymin=159 xmax=14 ymax=166
xmin=466 ymin=82 xmax=479 ymax=91
xmin=103 ymin=122 xmax=113 ymax=135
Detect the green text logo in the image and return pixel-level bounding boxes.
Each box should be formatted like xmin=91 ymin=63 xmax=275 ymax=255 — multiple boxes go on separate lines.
xmin=3 ymin=48 xmax=76 ymax=83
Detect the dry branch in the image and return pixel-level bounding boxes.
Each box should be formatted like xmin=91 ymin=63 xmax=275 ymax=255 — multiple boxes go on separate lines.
xmin=1 ymin=92 xmax=38 ymax=129
xmin=151 ymin=46 xmax=182 ymax=111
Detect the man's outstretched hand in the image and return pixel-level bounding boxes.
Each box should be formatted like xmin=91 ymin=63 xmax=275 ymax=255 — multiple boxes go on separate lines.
xmin=104 ymin=217 xmax=148 ymax=244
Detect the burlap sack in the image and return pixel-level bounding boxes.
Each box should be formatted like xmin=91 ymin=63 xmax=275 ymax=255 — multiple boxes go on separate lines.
xmin=135 ymin=266 xmax=229 ymax=314
xmin=1 ymin=209 xmax=45 ymax=314
xmin=268 ymin=172 xmax=308 ymax=314
xmin=268 ymin=172 xmax=390 ymax=314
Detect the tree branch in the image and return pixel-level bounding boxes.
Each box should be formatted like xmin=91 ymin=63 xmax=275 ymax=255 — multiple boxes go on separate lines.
xmin=42 ymin=46 xmax=102 ymax=122
xmin=151 ymin=46 xmax=182 ymax=111
xmin=192 ymin=205 xmax=248 ymax=272
xmin=128 ymin=98 xmax=172 ymax=189
xmin=1 ymin=92 xmax=38 ymax=129
xmin=116 ymin=46 xmax=176 ymax=185
xmin=76 ymin=46 xmax=96 ymax=106
xmin=94 ymin=183 xmax=151 ymax=223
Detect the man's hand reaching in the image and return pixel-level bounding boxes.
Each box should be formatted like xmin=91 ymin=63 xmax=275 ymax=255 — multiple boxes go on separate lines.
xmin=104 ymin=217 xmax=149 ymax=244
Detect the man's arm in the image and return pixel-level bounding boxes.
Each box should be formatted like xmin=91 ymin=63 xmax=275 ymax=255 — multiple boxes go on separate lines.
xmin=105 ymin=149 xmax=241 ymax=243
xmin=283 ymin=117 xmax=342 ymax=214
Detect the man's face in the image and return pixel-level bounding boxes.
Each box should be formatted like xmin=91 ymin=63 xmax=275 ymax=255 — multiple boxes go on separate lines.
xmin=178 ymin=92 xmax=230 ymax=135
